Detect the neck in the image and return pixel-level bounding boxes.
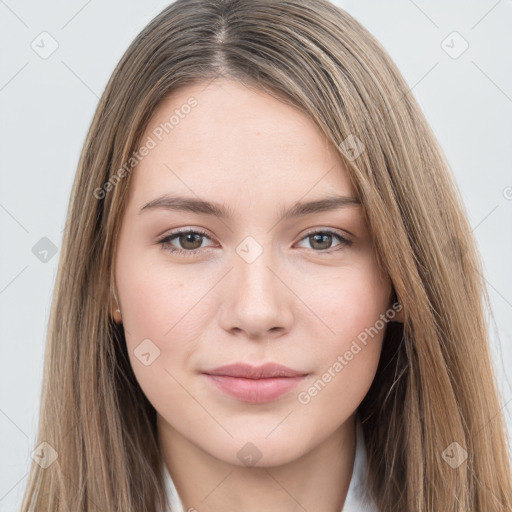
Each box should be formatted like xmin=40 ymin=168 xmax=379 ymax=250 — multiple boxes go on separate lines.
xmin=158 ymin=413 xmax=357 ymax=512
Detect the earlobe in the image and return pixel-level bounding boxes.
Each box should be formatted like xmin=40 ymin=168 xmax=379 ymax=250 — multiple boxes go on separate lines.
xmin=113 ymin=307 xmax=122 ymax=324
xmin=389 ymin=288 xmax=404 ymax=323
xmin=111 ymin=286 xmax=122 ymax=323
xmin=391 ymin=303 xmax=404 ymax=323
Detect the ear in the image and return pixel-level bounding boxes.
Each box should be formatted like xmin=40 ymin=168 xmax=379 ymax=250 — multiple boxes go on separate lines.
xmin=390 ymin=302 xmax=404 ymax=323
xmin=112 ymin=306 xmax=122 ymax=324
xmin=388 ymin=288 xmax=404 ymax=323
xmin=111 ymin=287 xmax=122 ymax=324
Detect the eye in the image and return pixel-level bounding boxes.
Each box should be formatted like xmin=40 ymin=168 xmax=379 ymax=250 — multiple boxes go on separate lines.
xmin=296 ymin=229 xmax=352 ymax=253
xmin=157 ymin=229 xmax=214 ymax=257
xmin=157 ymin=228 xmax=352 ymax=257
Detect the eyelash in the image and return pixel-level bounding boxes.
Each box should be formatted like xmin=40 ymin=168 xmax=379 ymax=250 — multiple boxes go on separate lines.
xmin=156 ymin=228 xmax=353 ymax=257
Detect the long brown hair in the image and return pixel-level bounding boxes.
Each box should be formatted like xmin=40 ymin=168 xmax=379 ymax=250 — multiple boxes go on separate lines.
xmin=21 ymin=0 xmax=512 ymax=510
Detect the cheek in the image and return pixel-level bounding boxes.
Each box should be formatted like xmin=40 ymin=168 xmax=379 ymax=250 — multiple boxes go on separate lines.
xmin=307 ymin=254 xmax=390 ymax=349
xmin=297 ymin=255 xmax=390 ymax=401
xmin=115 ymin=256 xmax=206 ymax=415
xmin=114 ymin=248 xmax=200 ymax=381
xmin=116 ymin=246 xmax=206 ymax=342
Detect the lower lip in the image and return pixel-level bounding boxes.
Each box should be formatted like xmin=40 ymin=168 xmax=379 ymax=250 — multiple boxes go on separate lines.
xmin=204 ymin=374 xmax=307 ymax=403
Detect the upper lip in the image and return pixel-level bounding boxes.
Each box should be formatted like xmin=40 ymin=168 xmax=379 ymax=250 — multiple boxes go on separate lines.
xmin=203 ymin=363 xmax=307 ymax=379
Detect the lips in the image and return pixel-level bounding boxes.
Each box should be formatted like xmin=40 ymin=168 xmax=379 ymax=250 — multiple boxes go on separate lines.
xmin=203 ymin=362 xmax=307 ymax=379
xmin=202 ymin=363 xmax=308 ymax=403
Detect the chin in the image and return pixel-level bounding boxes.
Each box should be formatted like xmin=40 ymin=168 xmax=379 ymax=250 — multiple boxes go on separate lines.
xmin=202 ymin=430 xmax=311 ymax=469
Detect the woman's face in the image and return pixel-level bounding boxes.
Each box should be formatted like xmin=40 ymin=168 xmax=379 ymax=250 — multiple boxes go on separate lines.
xmin=115 ymin=78 xmax=393 ymax=467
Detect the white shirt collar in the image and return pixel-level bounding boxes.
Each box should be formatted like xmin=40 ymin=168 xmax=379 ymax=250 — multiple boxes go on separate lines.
xmin=161 ymin=417 xmax=378 ymax=511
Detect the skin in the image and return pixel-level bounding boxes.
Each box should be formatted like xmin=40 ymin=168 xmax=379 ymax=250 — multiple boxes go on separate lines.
xmin=114 ymin=78 xmax=399 ymax=511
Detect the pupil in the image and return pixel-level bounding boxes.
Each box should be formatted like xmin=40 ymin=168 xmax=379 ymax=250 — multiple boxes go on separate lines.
xmin=182 ymin=233 xmax=202 ymax=249
xmin=313 ymin=233 xmax=331 ymax=250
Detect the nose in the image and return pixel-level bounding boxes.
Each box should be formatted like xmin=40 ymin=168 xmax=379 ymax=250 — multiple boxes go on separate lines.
xmin=218 ymin=246 xmax=294 ymax=340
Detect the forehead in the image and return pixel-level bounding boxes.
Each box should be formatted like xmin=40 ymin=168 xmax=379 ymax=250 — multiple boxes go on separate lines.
xmin=129 ymin=78 xmax=355 ymax=207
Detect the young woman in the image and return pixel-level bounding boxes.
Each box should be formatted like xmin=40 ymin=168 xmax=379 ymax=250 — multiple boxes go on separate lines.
xmin=21 ymin=0 xmax=512 ymax=511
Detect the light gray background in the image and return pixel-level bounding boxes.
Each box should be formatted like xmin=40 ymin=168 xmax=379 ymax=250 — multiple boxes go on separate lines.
xmin=1 ymin=1 xmax=511 ymax=510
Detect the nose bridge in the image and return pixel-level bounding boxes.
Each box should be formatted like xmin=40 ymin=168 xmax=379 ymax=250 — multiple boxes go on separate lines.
xmin=234 ymin=234 xmax=280 ymax=304
xmin=219 ymin=234 xmax=291 ymax=338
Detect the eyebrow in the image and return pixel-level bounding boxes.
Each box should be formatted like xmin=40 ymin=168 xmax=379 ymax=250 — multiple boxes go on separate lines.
xmin=139 ymin=194 xmax=361 ymax=221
